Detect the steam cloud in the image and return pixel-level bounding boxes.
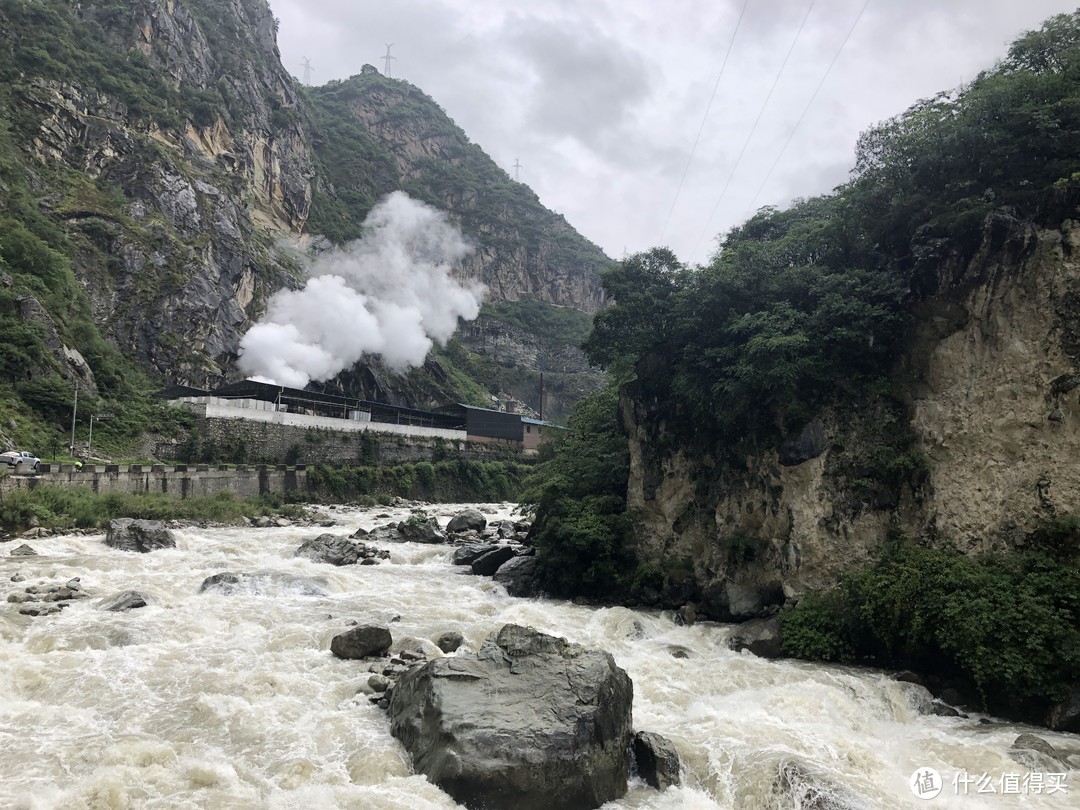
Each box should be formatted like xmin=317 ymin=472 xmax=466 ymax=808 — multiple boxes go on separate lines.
xmin=237 ymin=192 xmax=484 ymax=388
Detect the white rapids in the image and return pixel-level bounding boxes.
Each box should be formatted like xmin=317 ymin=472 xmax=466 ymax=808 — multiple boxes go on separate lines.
xmin=1 ymin=502 xmax=1076 ymax=809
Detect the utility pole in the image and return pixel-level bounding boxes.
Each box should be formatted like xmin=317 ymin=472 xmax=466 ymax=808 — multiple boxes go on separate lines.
xmin=513 ymin=157 xmax=522 ymax=181
xmin=382 ymin=43 xmax=396 ymax=77
xmin=300 ymin=57 xmax=313 ymax=85
xmin=87 ymin=413 xmax=110 ymax=460
xmin=69 ymin=380 xmax=78 ymax=457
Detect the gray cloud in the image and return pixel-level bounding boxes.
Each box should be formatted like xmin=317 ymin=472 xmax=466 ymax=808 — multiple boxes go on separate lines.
xmin=504 ymin=18 xmax=653 ymax=145
xmin=268 ymin=0 xmax=1076 ymax=265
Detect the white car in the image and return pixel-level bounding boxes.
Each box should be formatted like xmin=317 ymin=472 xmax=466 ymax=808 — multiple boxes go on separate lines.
xmin=0 ymin=450 xmax=40 ymax=473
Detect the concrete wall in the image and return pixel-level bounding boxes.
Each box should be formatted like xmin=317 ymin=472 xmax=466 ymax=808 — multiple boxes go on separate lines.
xmin=0 ymin=464 xmax=306 ymax=500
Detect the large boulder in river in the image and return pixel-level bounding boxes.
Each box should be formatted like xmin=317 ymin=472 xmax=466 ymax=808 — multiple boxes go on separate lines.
xmin=470 ymin=545 xmax=516 ymax=575
xmin=105 ymin=519 xmax=176 ymax=552
xmin=452 ymin=543 xmax=490 ymax=565
xmin=398 ymin=517 xmax=447 ymax=544
xmin=295 ymin=534 xmax=363 ymax=566
xmin=727 ymin=615 xmax=784 ymax=659
xmin=99 ymin=591 xmax=149 ymax=611
xmin=633 ymin=731 xmax=681 ymax=790
xmin=492 ymin=554 xmax=541 ymax=597
xmin=447 ymin=509 xmax=487 ymax=533
xmin=330 ymin=625 xmax=393 ymax=659
xmin=388 ymin=623 xmax=633 ymax=810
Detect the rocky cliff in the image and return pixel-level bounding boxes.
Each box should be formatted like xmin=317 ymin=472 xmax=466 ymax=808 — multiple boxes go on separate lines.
xmin=0 ymin=0 xmax=606 ymax=423
xmin=623 ymin=212 xmax=1080 ymax=620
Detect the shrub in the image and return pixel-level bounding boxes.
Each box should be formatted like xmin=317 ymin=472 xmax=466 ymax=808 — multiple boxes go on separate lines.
xmin=782 ymin=543 xmax=1080 ymax=720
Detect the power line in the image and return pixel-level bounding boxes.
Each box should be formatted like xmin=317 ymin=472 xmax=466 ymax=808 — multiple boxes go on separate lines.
xmin=656 ymin=0 xmax=749 ymax=247
xmin=690 ymin=0 xmax=817 ymax=263
xmin=300 ymin=57 xmax=313 ymax=85
xmin=743 ymin=0 xmax=873 ymax=219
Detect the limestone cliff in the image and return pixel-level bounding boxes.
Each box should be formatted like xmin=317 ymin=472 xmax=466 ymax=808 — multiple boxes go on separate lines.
xmin=2 ymin=0 xmax=311 ymax=384
xmin=0 ymin=0 xmax=605 ymax=414
xmin=624 ymin=212 xmax=1080 ymax=620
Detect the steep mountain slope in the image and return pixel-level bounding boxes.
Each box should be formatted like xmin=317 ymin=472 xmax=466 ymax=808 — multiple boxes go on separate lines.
xmin=305 ymin=70 xmax=607 ymax=313
xmin=0 ymin=0 xmax=606 ymax=450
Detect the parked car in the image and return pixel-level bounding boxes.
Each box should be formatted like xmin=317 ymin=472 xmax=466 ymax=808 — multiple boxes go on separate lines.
xmin=0 ymin=450 xmax=40 ymax=473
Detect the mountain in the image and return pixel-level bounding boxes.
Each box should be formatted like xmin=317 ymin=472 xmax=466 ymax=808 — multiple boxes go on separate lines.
xmin=0 ymin=0 xmax=607 ymax=452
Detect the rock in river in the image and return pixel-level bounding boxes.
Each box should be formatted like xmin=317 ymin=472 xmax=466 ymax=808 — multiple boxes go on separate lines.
xmin=388 ymin=623 xmax=633 ymax=810
xmin=330 ymin=625 xmax=393 ymax=659
xmin=105 ymin=519 xmax=176 ymax=552
xmin=447 ymin=509 xmax=487 ymax=533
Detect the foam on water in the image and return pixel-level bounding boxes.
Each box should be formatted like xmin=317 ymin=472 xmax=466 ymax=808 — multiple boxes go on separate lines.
xmin=1 ymin=502 xmax=1076 ymax=808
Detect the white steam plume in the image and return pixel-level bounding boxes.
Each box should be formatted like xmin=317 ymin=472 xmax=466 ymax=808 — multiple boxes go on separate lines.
xmin=237 ymin=192 xmax=484 ymax=388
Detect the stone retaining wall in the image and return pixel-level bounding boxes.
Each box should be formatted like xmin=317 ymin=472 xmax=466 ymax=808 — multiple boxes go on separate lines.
xmin=167 ymin=414 xmax=509 ymax=467
xmin=0 ymin=464 xmax=306 ymax=500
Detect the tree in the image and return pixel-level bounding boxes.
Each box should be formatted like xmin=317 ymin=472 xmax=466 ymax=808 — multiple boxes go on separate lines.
xmin=582 ymin=248 xmax=691 ymax=374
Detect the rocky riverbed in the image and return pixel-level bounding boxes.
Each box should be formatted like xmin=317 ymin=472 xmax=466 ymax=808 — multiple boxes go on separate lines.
xmin=2 ymin=501 xmax=1078 ymax=808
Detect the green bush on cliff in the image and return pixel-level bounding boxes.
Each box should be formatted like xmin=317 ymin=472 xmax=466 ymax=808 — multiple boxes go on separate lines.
xmin=521 ymin=386 xmax=635 ymax=598
xmin=782 ymin=543 xmax=1080 ymax=718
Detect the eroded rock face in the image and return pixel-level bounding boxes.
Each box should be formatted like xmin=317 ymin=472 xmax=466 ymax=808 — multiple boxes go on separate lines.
xmin=622 ymin=216 xmax=1080 ymax=617
xmin=388 ymin=624 xmax=633 ymax=810
xmin=105 ymin=519 xmax=176 ymax=553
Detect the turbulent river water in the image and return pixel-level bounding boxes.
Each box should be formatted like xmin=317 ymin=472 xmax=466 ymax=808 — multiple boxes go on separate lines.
xmin=2 ymin=502 xmax=1076 ymax=810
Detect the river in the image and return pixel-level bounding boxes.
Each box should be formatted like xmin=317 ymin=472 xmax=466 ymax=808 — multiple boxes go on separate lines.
xmin=1 ymin=502 xmax=1075 ymax=809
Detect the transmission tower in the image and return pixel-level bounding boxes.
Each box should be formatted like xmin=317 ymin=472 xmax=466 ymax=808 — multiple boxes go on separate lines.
xmin=513 ymin=157 xmax=522 ymax=181
xmin=382 ymin=43 xmax=396 ymax=77
xmin=300 ymin=57 xmax=313 ymax=85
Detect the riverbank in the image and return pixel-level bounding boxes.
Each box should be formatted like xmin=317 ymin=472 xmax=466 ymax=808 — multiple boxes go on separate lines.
xmin=0 ymin=459 xmax=530 ymax=535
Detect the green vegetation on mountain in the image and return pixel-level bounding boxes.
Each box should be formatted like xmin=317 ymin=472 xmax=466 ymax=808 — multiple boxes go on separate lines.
xmin=575 ymin=9 xmax=1080 ymax=449
xmin=302 ymin=70 xmax=608 ymax=420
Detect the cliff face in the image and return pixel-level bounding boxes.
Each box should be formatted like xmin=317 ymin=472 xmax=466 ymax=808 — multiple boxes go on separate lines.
xmin=3 ymin=0 xmax=311 ymax=384
xmin=0 ymin=0 xmax=605 ymax=404
xmin=624 ymin=213 xmax=1080 ymax=620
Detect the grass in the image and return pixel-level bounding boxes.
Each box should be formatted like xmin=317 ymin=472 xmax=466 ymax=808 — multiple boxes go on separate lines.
xmin=0 ymin=486 xmax=306 ymax=532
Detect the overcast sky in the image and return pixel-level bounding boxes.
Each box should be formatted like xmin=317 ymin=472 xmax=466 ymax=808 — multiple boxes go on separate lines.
xmin=267 ymin=0 xmax=1076 ymax=266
